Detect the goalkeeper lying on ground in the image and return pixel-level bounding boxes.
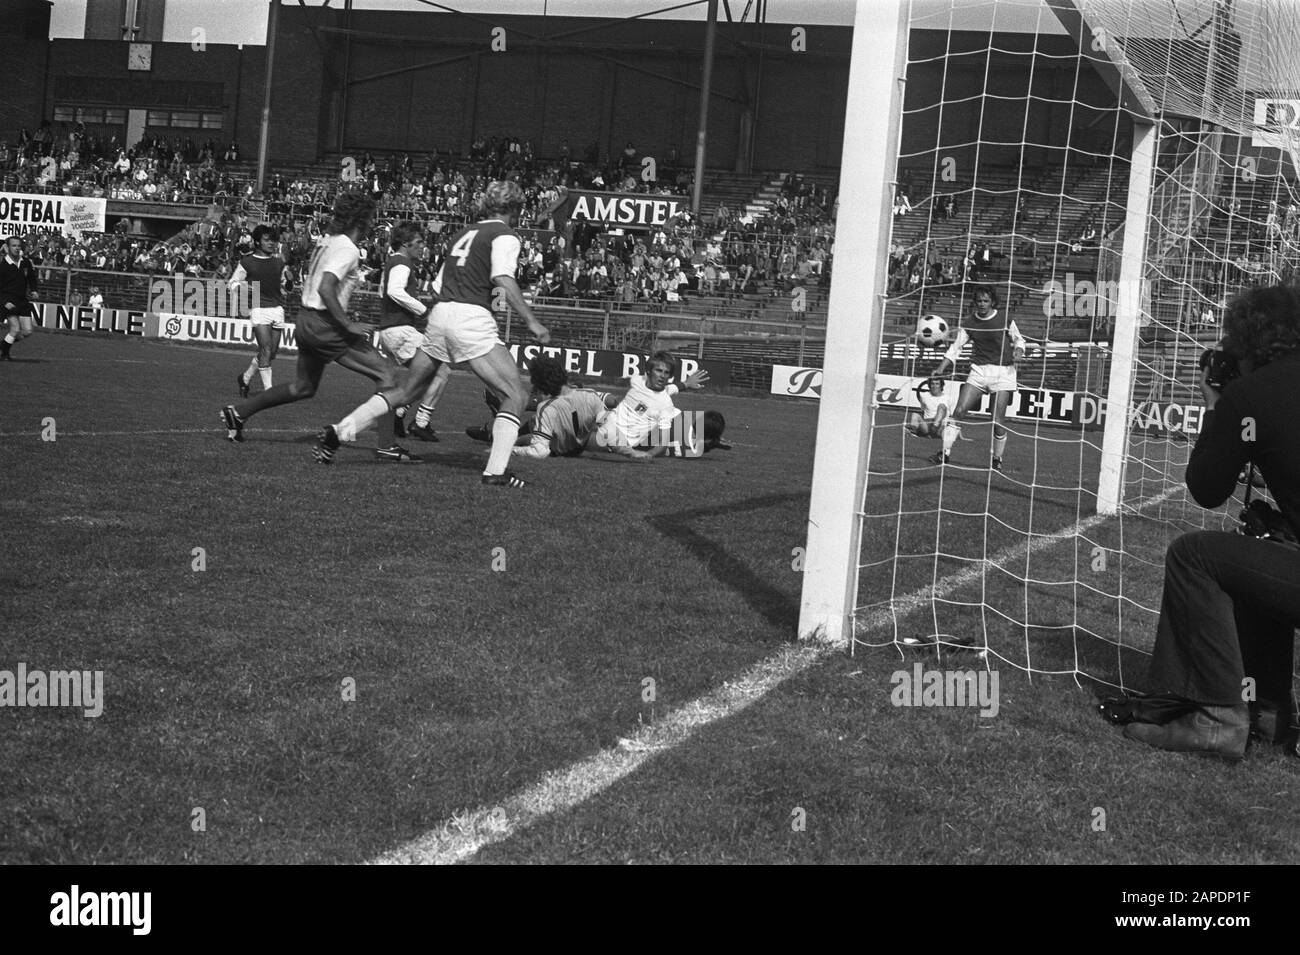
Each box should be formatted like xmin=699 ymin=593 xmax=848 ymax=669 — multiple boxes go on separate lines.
xmin=468 ymin=354 xmax=729 ymax=460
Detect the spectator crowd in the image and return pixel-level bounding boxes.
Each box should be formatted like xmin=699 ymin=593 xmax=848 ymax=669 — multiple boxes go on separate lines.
xmin=4 ymin=119 xmax=839 ymax=312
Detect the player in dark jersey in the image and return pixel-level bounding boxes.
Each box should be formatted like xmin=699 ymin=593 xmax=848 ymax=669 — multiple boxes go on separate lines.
xmin=1 ymin=234 xmax=39 ymax=361
xmin=219 ymin=192 xmax=404 ymax=452
xmin=927 ymin=285 xmax=1026 ymax=469
xmin=231 ymin=225 xmax=287 ymax=397
xmin=374 ymin=222 xmax=449 ymax=446
xmin=330 ymin=180 xmax=551 ymax=486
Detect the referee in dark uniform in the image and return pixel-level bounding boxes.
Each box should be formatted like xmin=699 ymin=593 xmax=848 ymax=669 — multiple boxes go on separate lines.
xmin=1 ymin=234 xmax=40 ymax=361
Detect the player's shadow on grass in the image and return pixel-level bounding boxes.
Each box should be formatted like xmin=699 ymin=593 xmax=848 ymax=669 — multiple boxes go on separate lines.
xmin=647 ymin=492 xmax=808 ymax=634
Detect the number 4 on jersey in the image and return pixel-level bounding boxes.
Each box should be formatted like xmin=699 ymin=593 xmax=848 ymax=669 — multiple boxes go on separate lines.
xmin=450 ymin=230 xmax=480 ymax=267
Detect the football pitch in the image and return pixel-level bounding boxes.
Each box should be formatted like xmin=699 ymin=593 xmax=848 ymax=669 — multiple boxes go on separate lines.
xmin=3 ymin=331 xmax=1299 ymax=865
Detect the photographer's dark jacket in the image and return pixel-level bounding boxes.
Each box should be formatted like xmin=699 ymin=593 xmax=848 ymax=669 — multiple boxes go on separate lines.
xmin=1188 ymin=354 xmax=1300 ymax=529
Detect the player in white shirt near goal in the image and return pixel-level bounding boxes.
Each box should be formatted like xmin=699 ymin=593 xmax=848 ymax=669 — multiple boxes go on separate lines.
xmin=926 ymin=285 xmax=1026 ymax=470
xmin=906 ymin=376 xmax=952 ymax=440
xmin=593 ymin=351 xmax=709 ymax=461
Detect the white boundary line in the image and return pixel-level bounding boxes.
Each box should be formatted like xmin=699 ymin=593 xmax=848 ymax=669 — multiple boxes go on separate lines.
xmin=367 ymin=484 xmax=1179 ymax=865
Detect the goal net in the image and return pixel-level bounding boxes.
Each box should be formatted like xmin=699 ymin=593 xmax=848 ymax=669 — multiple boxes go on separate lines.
xmin=801 ymin=0 xmax=1300 ymax=694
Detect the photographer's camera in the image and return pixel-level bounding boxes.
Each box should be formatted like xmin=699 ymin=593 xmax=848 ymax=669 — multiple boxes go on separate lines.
xmin=1199 ymin=347 xmax=1241 ymax=389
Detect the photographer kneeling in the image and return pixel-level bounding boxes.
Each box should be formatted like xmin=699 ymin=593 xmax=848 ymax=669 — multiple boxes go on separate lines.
xmin=1124 ymin=284 xmax=1300 ymax=761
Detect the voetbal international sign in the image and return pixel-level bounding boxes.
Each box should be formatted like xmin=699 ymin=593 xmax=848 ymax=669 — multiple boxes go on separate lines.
xmin=0 ymin=192 xmax=106 ymax=238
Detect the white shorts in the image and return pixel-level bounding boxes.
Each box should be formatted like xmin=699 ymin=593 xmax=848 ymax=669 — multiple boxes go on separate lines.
xmin=420 ymin=301 xmax=504 ymax=363
xmin=966 ymin=363 xmax=1018 ymax=393
xmin=249 ymin=306 xmax=286 ymax=328
xmin=377 ymin=325 xmax=425 ymax=364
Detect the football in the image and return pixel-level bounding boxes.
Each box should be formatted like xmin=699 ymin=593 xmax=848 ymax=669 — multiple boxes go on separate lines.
xmin=915 ymin=314 xmax=949 ymax=346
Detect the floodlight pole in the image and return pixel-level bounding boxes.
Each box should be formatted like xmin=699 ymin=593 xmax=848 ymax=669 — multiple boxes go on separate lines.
xmin=796 ymin=0 xmax=908 ymax=646
xmin=256 ymin=0 xmax=282 ymax=196
xmin=691 ymin=0 xmax=719 ymax=215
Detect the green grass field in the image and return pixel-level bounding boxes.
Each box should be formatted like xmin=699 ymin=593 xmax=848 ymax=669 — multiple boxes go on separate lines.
xmin=2 ymin=330 xmax=1297 ymax=865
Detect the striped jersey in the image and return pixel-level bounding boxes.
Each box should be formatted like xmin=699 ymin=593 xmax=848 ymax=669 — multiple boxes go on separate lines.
xmin=533 ymin=389 xmax=611 ymax=455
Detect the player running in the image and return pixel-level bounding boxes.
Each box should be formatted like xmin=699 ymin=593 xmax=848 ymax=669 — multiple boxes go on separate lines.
xmin=325 ymin=180 xmax=550 ymax=486
xmin=377 ymin=222 xmax=449 ymax=445
xmin=927 ymin=285 xmax=1025 ymax=470
xmin=231 ymin=225 xmax=287 ymax=397
xmin=219 ymin=192 xmax=404 ymax=455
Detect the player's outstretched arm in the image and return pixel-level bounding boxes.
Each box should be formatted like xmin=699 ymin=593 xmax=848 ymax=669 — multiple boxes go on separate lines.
xmin=682 ymin=369 xmax=709 ymax=390
xmin=493 ymin=275 xmax=550 ymax=344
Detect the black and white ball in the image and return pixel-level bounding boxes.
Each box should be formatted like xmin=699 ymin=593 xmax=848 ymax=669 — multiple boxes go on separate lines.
xmin=915 ymin=314 xmax=949 ymax=346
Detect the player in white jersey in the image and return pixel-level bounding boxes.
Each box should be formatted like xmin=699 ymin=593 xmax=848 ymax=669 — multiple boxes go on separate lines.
xmin=907 ymin=376 xmax=952 ymax=439
xmin=593 ymin=351 xmax=709 ymax=461
xmin=927 ymin=285 xmax=1025 ymax=469
xmin=219 ymin=192 xmax=402 ymax=450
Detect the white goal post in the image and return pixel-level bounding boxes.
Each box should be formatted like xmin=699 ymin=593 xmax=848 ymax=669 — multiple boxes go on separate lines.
xmin=797 ymin=0 xmax=1166 ymax=645
xmin=796 ymin=0 xmax=909 ymax=646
